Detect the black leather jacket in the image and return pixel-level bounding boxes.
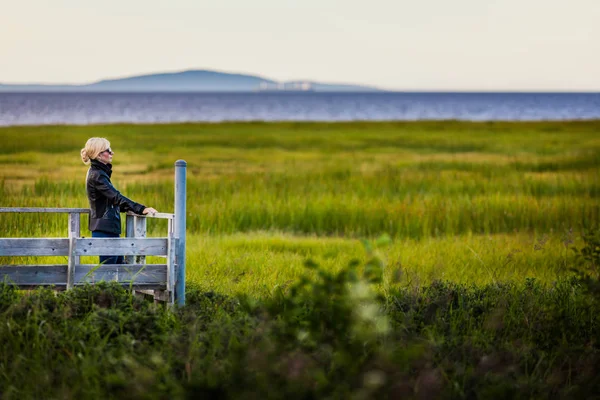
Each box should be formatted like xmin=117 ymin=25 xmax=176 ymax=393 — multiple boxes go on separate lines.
xmin=86 ymin=160 xmax=146 ymax=234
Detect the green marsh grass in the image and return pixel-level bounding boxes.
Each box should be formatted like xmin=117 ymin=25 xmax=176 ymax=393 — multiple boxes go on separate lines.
xmin=1 ymin=121 xmax=598 ymax=289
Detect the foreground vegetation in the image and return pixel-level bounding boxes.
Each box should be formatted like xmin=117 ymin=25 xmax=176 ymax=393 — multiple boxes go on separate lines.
xmin=1 ymin=231 xmax=599 ymax=399
xmin=0 ymin=121 xmax=599 ymax=397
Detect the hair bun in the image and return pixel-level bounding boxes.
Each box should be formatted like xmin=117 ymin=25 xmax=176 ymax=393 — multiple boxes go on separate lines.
xmin=81 ymin=148 xmax=90 ymax=164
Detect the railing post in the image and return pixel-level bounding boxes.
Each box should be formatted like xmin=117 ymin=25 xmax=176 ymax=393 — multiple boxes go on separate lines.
xmin=174 ymin=160 xmax=187 ymax=306
xmin=125 ymin=215 xmax=135 ymax=264
xmin=127 ymin=213 xmax=148 ymax=298
xmin=126 ymin=214 xmax=147 ymax=263
xmin=167 ymin=230 xmax=176 ymax=305
xmin=67 ymin=213 xmax=80 ymax=290
xmin=135 ymin=216 xmax=147 ymax=264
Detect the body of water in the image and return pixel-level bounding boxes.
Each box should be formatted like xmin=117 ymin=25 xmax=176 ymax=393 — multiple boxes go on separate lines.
xmin=0 ymin=92 xmax=599 ymax=126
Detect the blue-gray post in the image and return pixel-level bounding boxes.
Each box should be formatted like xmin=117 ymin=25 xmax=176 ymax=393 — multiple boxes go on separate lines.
xmin=174 ymin=160 xmax=187 ymax=306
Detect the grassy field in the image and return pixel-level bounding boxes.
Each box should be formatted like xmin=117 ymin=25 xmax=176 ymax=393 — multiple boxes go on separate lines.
xmin=1 ymin=121 xmax=599 ymax=294
xmin=1 ymin=121 xmax=600 ymax=398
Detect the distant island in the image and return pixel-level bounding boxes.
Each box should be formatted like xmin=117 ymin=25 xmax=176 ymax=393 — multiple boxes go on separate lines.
xmin=0 ymin=69 xmax=383 ymax=93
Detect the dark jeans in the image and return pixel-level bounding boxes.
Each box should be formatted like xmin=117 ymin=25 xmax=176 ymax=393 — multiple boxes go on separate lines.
xmin=92 ymin=230 xmax=124 ymax=265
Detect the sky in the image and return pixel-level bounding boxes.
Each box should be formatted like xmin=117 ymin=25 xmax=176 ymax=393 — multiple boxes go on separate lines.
xmin=1 ymin=0 xmax=599 ymax=91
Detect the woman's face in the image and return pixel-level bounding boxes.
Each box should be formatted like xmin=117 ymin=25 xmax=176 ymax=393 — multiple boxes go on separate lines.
xmin=97 ymin=147 xmax=114 ymax=164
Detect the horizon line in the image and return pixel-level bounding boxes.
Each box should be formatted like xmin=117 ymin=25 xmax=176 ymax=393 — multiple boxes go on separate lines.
xmin=1 ymin=89 xmax=600 ymax=94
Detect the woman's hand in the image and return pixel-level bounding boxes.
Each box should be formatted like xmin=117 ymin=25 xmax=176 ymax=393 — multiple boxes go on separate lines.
xmin=142 ymin=207 xmax=158 ymax=216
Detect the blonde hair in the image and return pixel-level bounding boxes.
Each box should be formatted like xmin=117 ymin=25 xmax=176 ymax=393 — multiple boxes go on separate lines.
xmin=81 ymin=137 xmax=110 ymax=165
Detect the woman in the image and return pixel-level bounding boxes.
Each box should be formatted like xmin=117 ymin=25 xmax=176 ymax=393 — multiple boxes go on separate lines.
xmin=80 ymin=137 xmax=157 ymax=265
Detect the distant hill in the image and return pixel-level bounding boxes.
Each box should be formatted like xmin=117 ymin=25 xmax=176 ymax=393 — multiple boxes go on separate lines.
xmin=0 ymin=69 xmax=383 ymax=92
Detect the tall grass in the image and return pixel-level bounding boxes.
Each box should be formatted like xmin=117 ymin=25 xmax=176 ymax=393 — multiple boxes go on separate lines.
xmin=3 ymin=177 xmax=595 ymax=238
xmin=0 ymin=121 xmax=598 ymax=287
xmin=1 ymin=122 xmax=598 ymax=238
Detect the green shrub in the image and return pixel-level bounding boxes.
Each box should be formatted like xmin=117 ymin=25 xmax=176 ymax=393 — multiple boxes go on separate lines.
xmin=1 ymin=237 xmax=600 ymax=399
